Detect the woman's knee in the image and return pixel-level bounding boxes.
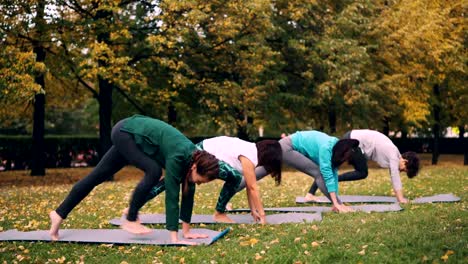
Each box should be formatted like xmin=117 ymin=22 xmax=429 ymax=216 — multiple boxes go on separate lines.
xmin=357 ymin=170 xmax=368 ymax=179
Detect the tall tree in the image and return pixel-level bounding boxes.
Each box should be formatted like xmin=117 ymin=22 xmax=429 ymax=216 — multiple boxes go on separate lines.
xmin=372 ymin=0 xmax=465 ymax=163
xmin=30 ymin=0 xmax=48 ymax=175
xmin=52 ymin=0 xmax=153 ymax=159
xmin=140 ymin=0 xmax=281 ymax=139
xmin=0 ymin=0 xmax=54 ymax=175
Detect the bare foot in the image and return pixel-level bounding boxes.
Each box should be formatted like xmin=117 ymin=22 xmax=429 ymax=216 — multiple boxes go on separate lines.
xmin=304 ymin=193 xmax=319 ymax=202
xmin=332 ymin=204 xmax=355 ymax=213
xmin=121 ymin=220 xmax=152 ymax=235
xmin=121 ymin=207 xmax=140 ymax=223
xmin=122 ymin=207 xmax=129 ymax=216
xmin=213 ymin=212 xmax=235 ymax=223
xmin=49 ymin=211 xmax=63 ymax=241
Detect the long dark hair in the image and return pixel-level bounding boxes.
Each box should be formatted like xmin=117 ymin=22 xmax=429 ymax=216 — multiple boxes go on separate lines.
xmin=331 ymin=139 xmax=360 ymax=168
xmin=183 ymin=150 xmax=219 ymax=193
xmin=256 ymin=140 xmax=283 ymax=185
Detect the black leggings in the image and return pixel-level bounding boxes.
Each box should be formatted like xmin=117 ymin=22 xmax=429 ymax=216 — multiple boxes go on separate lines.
xmin=55 ymin=119 xmax=163 ymax=221
xmin=309 ymin=145 xmax=368 ymax=195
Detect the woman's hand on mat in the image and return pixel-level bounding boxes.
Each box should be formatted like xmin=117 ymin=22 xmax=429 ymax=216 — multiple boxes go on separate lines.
xmin=251 ymin=210 xmax=266 ymax=224
xmin=332 ymin=204 xmax=355 ymax=213
xmin=213 ymin=211 xmax=236 ymax=223
xmin=397 ymin=197 xmax=409 ymax=204
xmin=251 ymin=210 xmax=261 ymax=222
xmin=395 ymin=190 xmax=409 ymax=203
xmin=259 ymin=214 xmax=266 ymax=224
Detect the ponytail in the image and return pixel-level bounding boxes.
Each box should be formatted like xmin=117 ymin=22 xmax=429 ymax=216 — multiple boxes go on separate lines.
xmin=331 ymin=139 xmax=360 ymax=168
xmin=256 ymin=140 xmax=283 ymax=185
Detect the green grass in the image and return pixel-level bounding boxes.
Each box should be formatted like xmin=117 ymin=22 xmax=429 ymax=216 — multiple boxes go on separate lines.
xmin=0 ymin=154 xmax=466 ymax=263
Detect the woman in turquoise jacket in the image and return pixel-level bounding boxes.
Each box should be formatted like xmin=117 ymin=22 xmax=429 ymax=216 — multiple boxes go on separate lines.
xmin=49 ymin=115 xmax=219 ymax=245
xmin=279 ymin=130 xmax=359 ymax=212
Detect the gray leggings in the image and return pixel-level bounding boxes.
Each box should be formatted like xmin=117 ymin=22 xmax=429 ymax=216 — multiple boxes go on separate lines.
xmin=237 ymin=137 xmax=335 ymax=203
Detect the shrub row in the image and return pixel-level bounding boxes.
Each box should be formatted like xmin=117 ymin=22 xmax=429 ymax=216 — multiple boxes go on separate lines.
xmin=0 ymin=135 xmax=466 ymax=171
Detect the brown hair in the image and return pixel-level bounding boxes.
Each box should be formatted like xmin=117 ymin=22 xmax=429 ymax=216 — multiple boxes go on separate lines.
xmin=402 ymin=151 xmax=420 ymax=178
xmin=256 ymin=140 xmax=283 ymax=185
xmin=183 ymin=150 xmax=219 ymax=192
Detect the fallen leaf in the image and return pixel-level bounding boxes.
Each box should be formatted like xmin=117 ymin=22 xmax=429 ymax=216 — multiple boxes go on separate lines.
xmin=249 ymin=238 xmax=259 ymax=245
xmin=358 ymin=249 xmax=366 ymax=255
xmin=441 ymin=250 xmax=455 ymax=262
xmin=311 ymin=241 xmax=320 ymax=247
xmin=270 ymin=238 xmax=279 ymax=244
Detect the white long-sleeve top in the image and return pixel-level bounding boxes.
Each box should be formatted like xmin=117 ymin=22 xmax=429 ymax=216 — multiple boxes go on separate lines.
xmin=350 ymin=129 xmax=403 ymax=190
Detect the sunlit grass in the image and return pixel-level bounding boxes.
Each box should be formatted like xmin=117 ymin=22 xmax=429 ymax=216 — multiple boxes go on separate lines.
xmin=0 ymin=154 xmax=466 ymax=263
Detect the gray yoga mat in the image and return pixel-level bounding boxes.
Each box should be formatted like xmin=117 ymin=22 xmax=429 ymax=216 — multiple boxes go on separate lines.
xmin=229 ymin=203 xmax=403 ymax=213
xmin=295 ymin=193 xmax=460 ymax=204
xmin=411 ymin=193 xmax=461 ymax=204
xmin=0 ymin=228 xmax=230 ymax=246
xmin=296 ymin=195 xmax=397 ymax=204
xmin=109 ymin=212 xmax=322 ymax=226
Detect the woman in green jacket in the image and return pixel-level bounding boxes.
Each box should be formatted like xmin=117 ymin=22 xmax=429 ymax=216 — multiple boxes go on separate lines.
xmin=49 ymin=115 xmax=219 ymax=245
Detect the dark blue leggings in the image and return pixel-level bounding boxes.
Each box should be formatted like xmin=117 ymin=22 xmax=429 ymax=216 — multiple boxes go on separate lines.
xmin=55 ymin=119 xmax=163 ymax=221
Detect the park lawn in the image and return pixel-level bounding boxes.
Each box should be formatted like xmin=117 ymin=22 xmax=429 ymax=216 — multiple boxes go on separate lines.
xmin=0 ymin=154 xmax=466 ymax=263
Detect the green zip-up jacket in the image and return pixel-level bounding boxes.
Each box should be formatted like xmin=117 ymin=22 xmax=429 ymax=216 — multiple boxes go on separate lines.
xmin=121 ymin=115 xmax=196 ymax=231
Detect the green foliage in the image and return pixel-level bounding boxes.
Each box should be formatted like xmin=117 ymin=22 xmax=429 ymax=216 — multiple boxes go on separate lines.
xmin=0 ymin=0 xmax=465 ymax=137
xmin=0 ymin=155 xmax=466 ymax=263
xmin=371 ymin=0 xmax=466 ymax=131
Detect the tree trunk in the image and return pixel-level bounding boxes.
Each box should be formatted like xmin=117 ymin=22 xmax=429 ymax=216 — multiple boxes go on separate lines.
xmin=30 ymin=0 xmax=47 ymax=176
xmin=30 ymin=92 xmax=46 ymax=175
xmin=235 ymin=108 xmax=249 ymax=141
xmin=401 ymin=128 xmax=408 ymax=139
xmin=460 ymin=125 xmax=467 ymax=165
xmin=95 ymin=9 xmax=114 ymax=179
xmin=382 ymin=117 xmax=390 ymax=136
xmin=328 ymin=101 xmax=337 ymax=134
xmin=98 ymin=78 xmax=113 ymax=159
xmin=168 ymin=103 xmax=177 ymax=124
xmin=431 ymin=84 xmax=441 ymax=165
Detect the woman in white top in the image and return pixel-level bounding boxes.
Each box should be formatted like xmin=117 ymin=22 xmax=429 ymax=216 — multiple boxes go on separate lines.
xmin=199 ymin=136 xmax=282 ymax=223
